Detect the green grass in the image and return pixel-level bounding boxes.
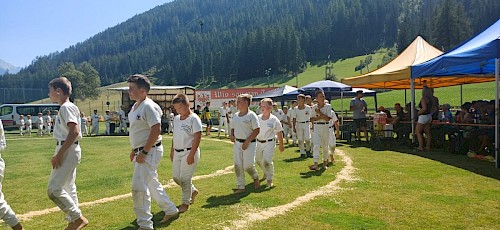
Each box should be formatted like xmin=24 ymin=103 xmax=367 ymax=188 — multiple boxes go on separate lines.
xmin=0 ymin=132 xmax=498 ymax=229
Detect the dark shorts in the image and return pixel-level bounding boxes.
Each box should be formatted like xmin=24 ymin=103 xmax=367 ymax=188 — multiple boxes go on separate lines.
xmin=205 ymin=119 xmax=213 ymax=126
xmin=353 ymin=118 xmax=367 ymax=129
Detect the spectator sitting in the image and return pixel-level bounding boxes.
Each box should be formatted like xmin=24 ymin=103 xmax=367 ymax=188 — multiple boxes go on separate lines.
xmin=455 ymin=102 xmax=473 ymax=123
xmin=404 ymin=103 xmax=418 ymax=121
xmin=392 ymin=103 xmax=410 ymax=144
xmin=378 ymin=106 xmax=392 ymax=121
xmin=440 ymin=104 xmax=454 ymax=122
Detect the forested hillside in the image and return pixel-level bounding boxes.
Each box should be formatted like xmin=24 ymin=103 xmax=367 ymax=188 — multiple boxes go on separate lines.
xmin=1 ymin=0 xmax=498 ymax=102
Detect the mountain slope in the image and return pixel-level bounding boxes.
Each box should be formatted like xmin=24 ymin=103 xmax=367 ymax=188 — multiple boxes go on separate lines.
xmin=0 ymin=58 xmax=21 ymax=75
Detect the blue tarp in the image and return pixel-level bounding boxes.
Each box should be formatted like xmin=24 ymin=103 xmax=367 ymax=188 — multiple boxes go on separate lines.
xmin=412 ymin=19 xmax=500 ymax=78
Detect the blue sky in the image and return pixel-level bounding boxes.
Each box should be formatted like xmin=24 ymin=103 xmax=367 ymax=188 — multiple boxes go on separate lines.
xmin=0 ymin=0 xmax=171 ymax=67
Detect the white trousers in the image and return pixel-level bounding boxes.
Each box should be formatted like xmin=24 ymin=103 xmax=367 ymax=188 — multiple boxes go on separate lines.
xmin=45 ymin=124 xmax=52 ymax=134
xmin=37 ymin=124 xmax=44 ymax=136
xmin=132 ymin=146 xmax=178 ymax=230
xmin=26 ymin=126 xmax=32 ymax=136
xmin=256 ymin=141 xmax=275 ymax=180
xmin=19 ymin=126 xmax=24 ymax=135
xmin=296 ymin=122 xmax=311 ymax=155
xmin=312 ymin=124 xmax=330 ymax=163
xmin=219 ymin=117 xmax=228 ymax=134
xmin=227 ymin=118 xmax=233 ymax=135
xmin=233 ymin=141 xmax=258 ymax=189
xmin=120 ymin=120 xmax=128 ymax=133
xmin=81 ymin=124 xmax=88 ymax=136
xmin=47 ymin=144 xmax=82 ymax=222
xmin=167 ymin=121 xmax=173 ymax=133
xmin=91 ymin=123 xmax=99 ymax=135
xmin=105 ymin=122 xmax=110 ymax=135
xmin=172 ymin=148 xmax=199 ymax=205
xmin=283 ymin=125 xmax=291 ymax=142
xmin=0 ymin=158 xmax=20 ymax=227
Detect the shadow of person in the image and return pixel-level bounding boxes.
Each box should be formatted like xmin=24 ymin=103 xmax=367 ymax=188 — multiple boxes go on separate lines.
xmin=299 ymin=165 xmax=326 ymax=178
xmin=283 ymin=156 xmax=307 ymax=163
xmin=202 ymin=183 xmax=256 ymax=209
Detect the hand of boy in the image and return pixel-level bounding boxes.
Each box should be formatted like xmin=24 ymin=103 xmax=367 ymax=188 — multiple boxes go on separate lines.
xmin=51 ymin=154 xmax=63 ymax=169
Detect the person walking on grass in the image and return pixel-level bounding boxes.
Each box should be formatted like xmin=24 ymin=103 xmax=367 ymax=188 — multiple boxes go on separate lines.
xmin=18 ymin=115 xmax=25 ymax=136
xmin=171 ymin=94 xmax=201 ymax=213
xmin=26 ymin=115 xmax=32 ymax=137
xmin=47 ymin=76 xmax=88 ymax=230
xmin=293 ymin=94 xmax=312 ymax=158
xmin=90 ymin=110 xmax=99 ymax=136
xmin=127 ymin=74 xmax=178 ymax=229
xmin=231 ymin=94 xmax=260 ymax=194
xmin=350 ymin=90 xmax=369 ymax=142
xmin=218 ymin=101 xmax=229 ymax=137
xmin=309 ymin=91 xmax=333 ymax=170
xmin=256 ymin=98 xmax=284 ymax=188
xmin=0 ymin=120 xmax=25 ymax=230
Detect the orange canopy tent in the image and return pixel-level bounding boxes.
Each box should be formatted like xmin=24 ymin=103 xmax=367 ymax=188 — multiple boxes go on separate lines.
xmin=341 ymin=36 xmax=449 ymax=89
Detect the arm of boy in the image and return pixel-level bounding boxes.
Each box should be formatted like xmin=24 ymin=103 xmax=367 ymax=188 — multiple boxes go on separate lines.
xmin=187 ymin=131 xmax=201 ymax=165
xmin=170 ymin=143 xmax=175 ymax=162
xmin=136 ymin=123 xmax=161 ymax=164
xmin=277 ymin=130 xmax=284 ymax=153
xmin=52 ymin=122 xmax=79 ymax=169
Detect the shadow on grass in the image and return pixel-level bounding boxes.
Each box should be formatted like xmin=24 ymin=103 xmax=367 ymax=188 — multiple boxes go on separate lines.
xmin=202 ymin=183 xmax=266 ymax=208
xmin=300 ymin=165 xmax=326 ymax=178
xmin=118 ymin=211 xmax=180 ymax=230
xmin=339 ymin=139 xmax=499 ymax=180
xmin=283 ymin=155 xmax=307 ymax=163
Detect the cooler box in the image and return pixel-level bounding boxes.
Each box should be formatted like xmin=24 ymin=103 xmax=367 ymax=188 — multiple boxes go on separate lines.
xmin=384 ymin=124 xmax=393 ymax=137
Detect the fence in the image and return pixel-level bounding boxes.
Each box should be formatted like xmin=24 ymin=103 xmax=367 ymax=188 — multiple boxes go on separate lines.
xmin=0 ymin=88 xmax=50 ymax=104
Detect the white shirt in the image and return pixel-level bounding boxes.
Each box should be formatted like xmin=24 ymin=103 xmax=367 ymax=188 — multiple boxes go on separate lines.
xmin=294 ymin=105 xmax=312 ymax=123
xmin=311 ymin=104 xmax=333 ymax=122
xmin=92 ymin=114 xmax=100 ymax=124
xmin=173 ymin=113 xmax=202 ymax=150
xmin=104 ymin=114 xmax=111 ymax=123
xmin=219 ymin=107 xmax=228 ymax=117
xmin=81 ymin=117 xmax=88 ymax=127
xmin=232 ymin=110 xmax=259 ymax=140
xmin=119 ymin=109 xmax=127 ymax=121
xmin=329 ymin=110 xmax=339 ymax=127
xmin=169 ymin=113 xmax=174 ymax=121
xmin=257 ymin=114 xmax=283 ymax=141
xmin=288 ymin=107 xmax=296 ymax=120
xmin=37 ymin=117 xmax=44 ymax=125
xmin=19 ymin=119 xmax=25 ymax=127
xmin=26 ymin=119 xmax=32 ymax=128
xmin=53 ymin=102 xmax=82 ymax=142
xmin=0 ymin=119 xmax=5 ymax=150
xmin=228 ymin=105 xmax=237 ymax=119
xmin=128 ymin=98 xmax=162 ymax=149
xmin=271 ymin=109 xmax=284 ymax=119
xmin=44 ymin=115 xmax=52 ymax=125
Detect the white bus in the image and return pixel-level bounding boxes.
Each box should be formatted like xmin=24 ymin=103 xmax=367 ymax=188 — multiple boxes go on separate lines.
xmin=0 ymin=104 xmax=60 ymax=130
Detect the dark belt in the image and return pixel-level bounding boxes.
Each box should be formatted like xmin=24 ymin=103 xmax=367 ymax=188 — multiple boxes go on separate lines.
xmin=314 ymin=122 xmax=328 ymax=124
xmin=174 ymin=147 xmax=192 ymax=152
xmin=133 ymin=142 xmax=162 ymax=152
xmin=257 ymin=139 xmax=274 ymax=143
xmin=298 ymin=121 xmax=309 ymax=123
xmin=221 ymin=116 xmax=226 ymax=117
xmin=236 ymin=139 xmax=256 ymax=143
xmin=56 ymin=141 xmax=79 ymax=146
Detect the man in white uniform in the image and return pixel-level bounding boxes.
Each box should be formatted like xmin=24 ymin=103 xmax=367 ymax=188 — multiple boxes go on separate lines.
xmin=293 ymin=94 xmax=311 ymax=158
xmin=80 ymin=112 xmax=89 ymax=137
xmin=26 ymin=115 xmax=32 ymax=137
xmin=328 ymin=107 xmax=340 ymax=164
xmin=288 ymin=100 xmax=298 ymax=146
xmin=218 ymin=102 xmax=229 ymax=137
xmin=47 ymin=77 xmax=88 ymax=230
xmin=104 ymin=110 xmax=111 ymax=135
xmin=37 ymin=113 xmax=44 ymax=136
xmin=281 ymin=106 xmax=291 ymax=144
xmin=44 ymin=111 xmax=52 ymax=135
xmin=118 ymin=106 xmax=128 ymax=134
xmin=0 ymin=119 xmax=25 ymax=230
xmin=256 ymin=98 xmax=284 ymax=188
xmin=231 ymin=94 xmax=260 ymax=194
xmin=227 ymin=100 xmax=237 ymax=136
xmin=18 ymin=115 xmax=25 ymax=136
xmin=127 ymin=74 xmax=178 ymax=229
xmin=171 ymin=94 xmax=202 ymax=213
xmin=90 ymin=110 xmax=100 ymax=136
xmin=305 ymin=95 xmax=314 ymax=157
xmin=309 ymin=91 xmax=333 ymax=170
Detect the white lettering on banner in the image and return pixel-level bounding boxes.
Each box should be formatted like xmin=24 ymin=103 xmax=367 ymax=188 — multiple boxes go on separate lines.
xmin=195 ymin=88 xmax=276 ymax=110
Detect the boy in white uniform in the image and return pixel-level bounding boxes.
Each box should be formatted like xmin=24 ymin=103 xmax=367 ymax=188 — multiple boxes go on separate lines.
xmin=127 ymin=74 xmax=178 ymax=229
xmin=104 ymin=110 xmax=111 ymax=135
xmin=47 ymin=77 xmax=88 ymax=230
xmin=18 ymin=115 xmax=25 ymax=136
xmin=0 ymin=119 xmax=25 ymax=230
xmin=90 ymin=110 xmax=99 ymax=136
xmin=37 ymin=113 xmax=44 ymax=136
xmin=231 ymin=94 xmax=260 ymax=194
xmin=328 ymin=107 xmax=340 ymax=164
xmin=281 ymin=106 xmax=291 ymax=144
xmin=26 ymin=115 xmax=32 ymax=137
xmin=44 ymin=111 xmax=52 ymax=135
xmin=118 ymin=106 xmax=128 ymax=134
xmin=289 ymin=100 xmax=298 ymax=146
xmin=256 ymin=98 xmax=284 ymax=188
xmin=171 ymin=94 xmax=202 ymax=213
xmin=309 ymin=91 xmax=333 ymax=170
xmin=167 ymin=109 xmax=174 ymax=134
xmin=218 ymin=102 xmax=229 ymax=137
xmin=80 ymin=112 xmax=88 ymax=137
xmin=305 ymin=95 xmax=314 ymax=157
xmin=227 ymin=100 xmax=237 ymax=136
xmin=293 ymin=94 xmax=311 ymax=158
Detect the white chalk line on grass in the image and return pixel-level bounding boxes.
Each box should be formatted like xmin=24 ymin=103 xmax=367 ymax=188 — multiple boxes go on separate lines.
xmin=225 ymin=149 xmax=357 ymax=230
xmin=18 ymin=165 xmax=234 ymax=221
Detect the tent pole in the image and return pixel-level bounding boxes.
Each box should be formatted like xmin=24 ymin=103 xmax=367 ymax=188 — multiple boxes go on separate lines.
xmin=405 ymin=89 xmax=407 ymax=105
xmin=341 ymin=91 xmax=344 ymax=126
xmin=495 ymin=58 xmax=499 ymax=169
xmin=410 ymin=79 xmax=416 ymax=144
xmin=460 ymin=84 xmax=463 ymax=106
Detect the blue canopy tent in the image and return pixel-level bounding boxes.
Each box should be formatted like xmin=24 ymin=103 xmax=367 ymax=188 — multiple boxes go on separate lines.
xmin=411 ymin=19 xmax=500 ymax=168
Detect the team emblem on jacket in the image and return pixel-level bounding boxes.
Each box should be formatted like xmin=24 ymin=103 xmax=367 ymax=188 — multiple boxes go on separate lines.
xmin=136 ymin=114 xmax=141 ymax=120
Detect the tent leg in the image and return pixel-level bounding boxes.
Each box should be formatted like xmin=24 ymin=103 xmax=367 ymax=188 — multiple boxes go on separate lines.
xmin=410 ymin=79 xmax=416 ymax=145
xmin=495 ymin=58 xmax=499 ymax=169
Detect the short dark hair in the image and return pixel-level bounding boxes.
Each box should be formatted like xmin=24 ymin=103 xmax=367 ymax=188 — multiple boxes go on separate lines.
xmin=127 ymin=74 xmax=151 ymax=92
xmin=356 ymin=90 xmax=363 ymax=96
xmin=172 ymin=94 xmax=189 ymax=105
xmin=49 ymin=77 xmax=72 ymax=95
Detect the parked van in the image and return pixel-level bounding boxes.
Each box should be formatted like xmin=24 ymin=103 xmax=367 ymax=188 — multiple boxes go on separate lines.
xmin=0 ymin=104 xmax=60 ymax=130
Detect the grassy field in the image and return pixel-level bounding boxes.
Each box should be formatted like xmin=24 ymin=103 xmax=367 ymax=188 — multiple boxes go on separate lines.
xmin=1 ymin=132 xmax=498 ymax=229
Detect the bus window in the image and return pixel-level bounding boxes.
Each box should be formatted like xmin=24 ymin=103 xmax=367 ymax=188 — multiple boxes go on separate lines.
xmin=0 ymin=106 xmax=13 ymax=116
xmin=17 ymin=106 xmax=37 ymax=116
